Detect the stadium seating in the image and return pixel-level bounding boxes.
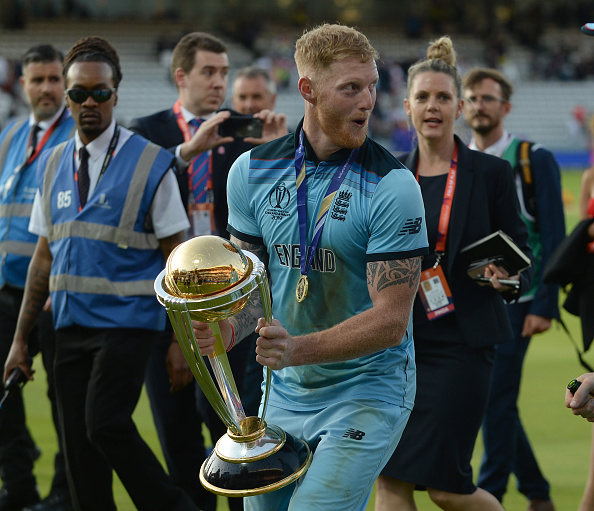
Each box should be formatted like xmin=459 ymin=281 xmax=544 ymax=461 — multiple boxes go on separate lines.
xmin=2 ymin=18 xmax=594 ymax=156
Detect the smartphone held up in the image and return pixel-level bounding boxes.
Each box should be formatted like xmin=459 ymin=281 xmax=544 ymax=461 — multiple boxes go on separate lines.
xmin=218 ymin=114 xmax=263 ymax=139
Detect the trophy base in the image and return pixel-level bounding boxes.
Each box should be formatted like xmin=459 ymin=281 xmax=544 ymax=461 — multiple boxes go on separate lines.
xmin=199 ymin=421 xmax=312 ymax=497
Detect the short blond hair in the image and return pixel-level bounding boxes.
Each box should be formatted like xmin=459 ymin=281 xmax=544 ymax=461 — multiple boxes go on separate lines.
xmin=294 ymin=24 xmax=378 ymax=78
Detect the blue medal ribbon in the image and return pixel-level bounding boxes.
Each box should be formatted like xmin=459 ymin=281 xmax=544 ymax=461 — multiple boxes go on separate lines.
xmin=294 ymin=129 xmax=359 ymax=301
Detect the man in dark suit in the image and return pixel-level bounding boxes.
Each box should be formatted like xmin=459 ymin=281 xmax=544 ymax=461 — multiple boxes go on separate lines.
xmin=130 ymin=37 xmax=286 ymax=239
xmin=129 ymin=32 xmax=285 ymax=511
xmin=463 ymin=68 xmax=564 ymax=511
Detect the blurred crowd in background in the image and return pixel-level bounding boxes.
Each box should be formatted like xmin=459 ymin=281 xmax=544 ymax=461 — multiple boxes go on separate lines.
xmin=2 ymin=0 xmax=594 ymax=155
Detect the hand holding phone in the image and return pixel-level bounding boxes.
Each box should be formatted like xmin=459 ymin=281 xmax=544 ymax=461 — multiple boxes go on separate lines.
xmin=218 ymin=115 xmax=263 ymax=139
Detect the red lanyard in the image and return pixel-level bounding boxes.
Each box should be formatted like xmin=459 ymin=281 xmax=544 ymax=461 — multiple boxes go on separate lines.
xmin=173 ymin=100 xmax=193 ymax=142
xmin=26 ymin=107 xmax=67 ymax=166
xmin=416 ymin=143 xmax=458 ymax=260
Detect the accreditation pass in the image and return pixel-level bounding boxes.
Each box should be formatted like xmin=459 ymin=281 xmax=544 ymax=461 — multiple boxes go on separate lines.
xmin=418 ymin=266 xmax=455 ymax=320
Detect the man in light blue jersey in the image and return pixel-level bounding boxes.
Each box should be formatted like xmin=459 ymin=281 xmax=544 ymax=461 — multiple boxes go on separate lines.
xmin=192 ymin=23 xmax=428 ymax=511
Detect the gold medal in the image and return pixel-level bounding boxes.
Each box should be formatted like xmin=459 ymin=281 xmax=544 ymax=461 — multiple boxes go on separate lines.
xmin=296 ymin=275 xmax=308 ymax=302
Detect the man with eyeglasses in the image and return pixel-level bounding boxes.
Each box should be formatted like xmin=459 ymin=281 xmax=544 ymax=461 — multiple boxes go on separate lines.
xmin=462 ymin=68 xmax=565 ymax=511
xmin=0 ymin=43 xmax=75 ymax=511
xmin=4 ymin=36 xmax=199 ymax=511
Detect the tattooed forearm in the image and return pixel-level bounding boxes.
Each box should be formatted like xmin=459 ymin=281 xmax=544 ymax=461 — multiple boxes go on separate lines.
xmin=367 ymin=256 xmax=422 ymax=293
xmin=13 ymin=238 xmax=53 ymax=344
xmin=15 ymin=263 xmax=50 ymax=341
xmin=229 ymin=236 xmax=269 ymax=341
xmin=230 ymin=288 xmax=264 ymax=341
xmin=232 ymin=237 xmax=269 ymax=269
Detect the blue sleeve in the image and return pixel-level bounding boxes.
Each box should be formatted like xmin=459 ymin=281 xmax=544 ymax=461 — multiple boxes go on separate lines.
xmin=367 ymin=167 xmax=428 ymax=260
xmin=530 ymin=146 xmax=566 ymax=319
xmin=226 ymin=150 xmax=262 ymax=243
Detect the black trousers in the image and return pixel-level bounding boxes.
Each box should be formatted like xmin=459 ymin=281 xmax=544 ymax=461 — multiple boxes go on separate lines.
xmin=144 ymin=332 xmax=217 ymax=511
xmin=0 ymin=285 xmax=68 ymax=496
xmin=478 ymin=301 xmax=551 ymax=501
xmin=54 ymin=326 xmax=197 ymax=511
xmin=36 ymin=306 xmax=70 ymax=498
xmin=0 ymin=285 xmax=36 ymax=493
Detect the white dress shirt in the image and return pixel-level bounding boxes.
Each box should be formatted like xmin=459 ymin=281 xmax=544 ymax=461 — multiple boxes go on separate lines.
xmin=29 ymin=120 xmax=189 ymax=240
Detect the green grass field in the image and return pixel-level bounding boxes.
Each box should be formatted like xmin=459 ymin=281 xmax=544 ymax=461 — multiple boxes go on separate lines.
xmin=22 ymin=169 xmax=592 ymax=510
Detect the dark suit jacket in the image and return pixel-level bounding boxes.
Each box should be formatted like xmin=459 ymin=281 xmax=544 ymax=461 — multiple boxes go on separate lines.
xmin=401 ymin=136 xmax=534 ymax=348
xmin=128 ymin=108 xmax=252 ymax=239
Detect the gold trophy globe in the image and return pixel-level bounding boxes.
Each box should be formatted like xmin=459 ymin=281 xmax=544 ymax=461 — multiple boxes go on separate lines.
xmin=154 ymin=235 xmax=312 ymax=496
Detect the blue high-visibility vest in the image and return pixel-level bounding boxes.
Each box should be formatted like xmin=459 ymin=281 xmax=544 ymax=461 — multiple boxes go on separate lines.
xmin=0 ymin=111 xmax=74 ymax=288
xmin=38 ymin=134 xmax=174 ymax=330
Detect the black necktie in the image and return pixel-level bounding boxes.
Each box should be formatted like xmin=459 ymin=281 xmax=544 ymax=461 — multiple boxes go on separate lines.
xmin=78 ymin=147 xmax=90 ymax=208
xmin=27 ymin=124 xmax=41 ymax=162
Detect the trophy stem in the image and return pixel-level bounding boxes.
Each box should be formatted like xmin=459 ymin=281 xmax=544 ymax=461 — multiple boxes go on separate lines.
xmin=257 ymin=271 xmax=273 ymax=423
xmin=208 ymin=322 xmax=247 ymax=432
xmin=166 ymin=305 xmax=238 ymax=433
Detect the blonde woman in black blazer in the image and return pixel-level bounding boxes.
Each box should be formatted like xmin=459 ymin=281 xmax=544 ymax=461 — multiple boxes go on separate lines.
xmin=375 ymin=36 xmax=533 ymax=511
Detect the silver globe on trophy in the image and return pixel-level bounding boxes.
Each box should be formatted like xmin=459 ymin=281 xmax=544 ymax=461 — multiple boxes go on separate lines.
xmin=154 ymin=235 xmax=312 ymax=496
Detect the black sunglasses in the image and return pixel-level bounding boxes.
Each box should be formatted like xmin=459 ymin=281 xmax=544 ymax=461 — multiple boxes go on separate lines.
xmin=66 ymin=88 xmax=116 ymax=104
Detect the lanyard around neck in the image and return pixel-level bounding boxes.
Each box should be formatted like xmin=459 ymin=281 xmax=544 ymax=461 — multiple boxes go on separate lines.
xmin=173 ymin=100 xmax=195 ymax=142
xmin=416 ymin=143 xmax=458 ymax=265
xmin=26 ymin=107 xmax=68 ymax=166
xmin=74 ymin=125 xmax=120 ymax=211
xmin=0 ymin=108 xmax=69 ymax=202
xmin=295 ymin=129 xmax=359 ymax=280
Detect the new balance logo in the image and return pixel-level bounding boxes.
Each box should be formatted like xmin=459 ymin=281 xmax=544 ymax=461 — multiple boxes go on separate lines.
xmin=343 ymin=428 xmax=365 ymax=440
xmin=398 ymin=217 xmax=423 ymax=235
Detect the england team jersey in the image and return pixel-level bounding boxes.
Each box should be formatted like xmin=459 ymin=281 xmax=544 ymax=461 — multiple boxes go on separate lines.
xmin=227 ymin=124 xmax=428 ymax=411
